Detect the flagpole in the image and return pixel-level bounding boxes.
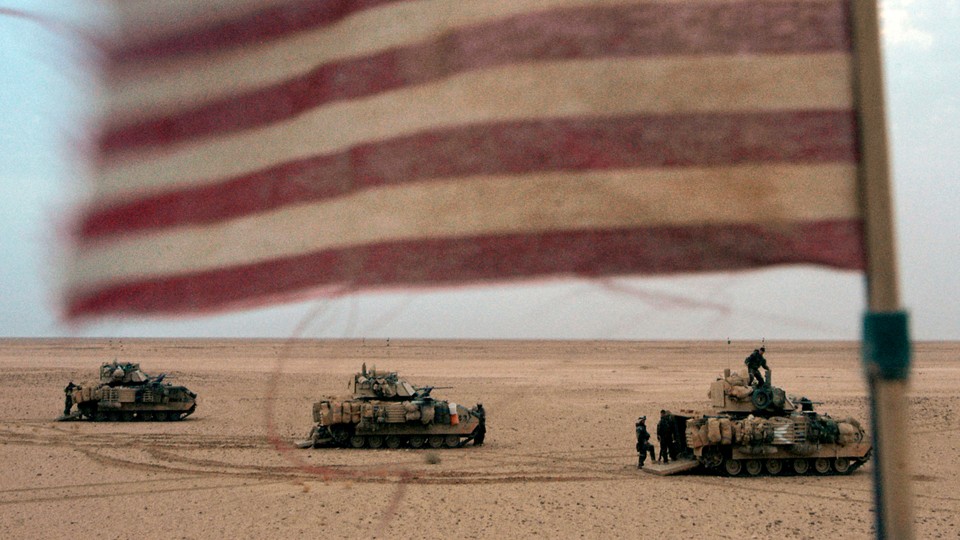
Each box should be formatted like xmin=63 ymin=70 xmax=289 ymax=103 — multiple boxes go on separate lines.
xmin=850 ymin=1 xmax=913 ymax=538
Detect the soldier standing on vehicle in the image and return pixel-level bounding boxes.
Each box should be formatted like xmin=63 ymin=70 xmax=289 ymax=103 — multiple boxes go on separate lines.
xmin=635 ymin=416 xmax=655 ymax=468
xmin=63 ymin=381 xmax=77 ymax=415
xmin=656 ymin=410 xmax=674 ymax=463
xmin=744 ymin=346 xmax=770 ymax=387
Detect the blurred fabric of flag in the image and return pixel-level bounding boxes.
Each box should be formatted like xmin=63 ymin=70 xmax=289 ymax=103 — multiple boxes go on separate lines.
xmin=65 ymin=0 xmax=865 ymax=319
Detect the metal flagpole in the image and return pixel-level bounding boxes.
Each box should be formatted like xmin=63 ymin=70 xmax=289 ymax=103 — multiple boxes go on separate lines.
xmin=850 ymin=1 xmax=913 ymax=538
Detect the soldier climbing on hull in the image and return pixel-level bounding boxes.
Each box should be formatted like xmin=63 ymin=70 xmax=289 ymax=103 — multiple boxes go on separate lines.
xmin=635 ymin=416 xmax=655 ymax=468
xmin=744 ymin=346 xmax=771 ymax=387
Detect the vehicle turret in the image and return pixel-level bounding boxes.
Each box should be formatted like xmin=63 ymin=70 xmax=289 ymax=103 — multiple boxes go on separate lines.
xmin=99 ymin=361 xmax=151 ymax=386
xmin=707 ymin=368 xmax=795 ymax=417
xmin=350 ymin=364 xmax=418 ymax=400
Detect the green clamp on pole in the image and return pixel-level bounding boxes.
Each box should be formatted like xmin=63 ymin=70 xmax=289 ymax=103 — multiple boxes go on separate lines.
xmin=862 ymin=310 xmax=912 ymax=539
xmin=863 ymin=311 xmax=911 ymax=380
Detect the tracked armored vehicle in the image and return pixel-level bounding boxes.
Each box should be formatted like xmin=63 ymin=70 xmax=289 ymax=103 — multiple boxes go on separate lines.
xmin=297 ymin=365 xmax=485 ymax=449
xmin=59 ymin=361 xmax=197 ymax=421
xmin=649 ymin=369 xmax=871 ymax=476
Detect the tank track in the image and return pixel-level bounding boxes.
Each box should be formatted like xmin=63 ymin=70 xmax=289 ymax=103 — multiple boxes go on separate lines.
xmin=79 ymin=404 xmax=196 ymax=422
xmin=309 ymin=426 xmax=478 ymax=449
xmin=710 ymin=452 xmax=871 ymax=477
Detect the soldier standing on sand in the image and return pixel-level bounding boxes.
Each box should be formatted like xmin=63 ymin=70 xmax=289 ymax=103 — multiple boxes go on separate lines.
xmin=472 ymin=403 xmax=486 ymax=446
xmin=63 ymin=381 xmax=77 ymax=415
xmin=635 ymin=416 xmax=655 ymax=468
xmin=656 ymin=410 xmax=674 ymax=463
xmin=745 ymin=347 xmax=770 ymax=387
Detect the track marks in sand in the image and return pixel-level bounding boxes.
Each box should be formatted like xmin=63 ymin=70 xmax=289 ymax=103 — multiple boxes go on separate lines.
xmin=0 ymin=478 xmax=264 ymax=506
xmin=1 ymin=421 xmax=639 ymax=488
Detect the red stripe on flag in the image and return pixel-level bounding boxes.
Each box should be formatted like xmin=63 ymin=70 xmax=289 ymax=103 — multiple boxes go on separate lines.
xmin=67 ymin=220 xmax=864 ymax=317
xmin=81 ymin=110 xmax=857 ymax=239
xmin=101 ymin=0 xmax=851 ymax=155
xmin=111 ymin=0 xmax=409 ymax=64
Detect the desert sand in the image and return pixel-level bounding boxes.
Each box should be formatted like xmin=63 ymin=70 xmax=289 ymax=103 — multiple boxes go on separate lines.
xmin=0 ymin=339 xmax=957 ymax=539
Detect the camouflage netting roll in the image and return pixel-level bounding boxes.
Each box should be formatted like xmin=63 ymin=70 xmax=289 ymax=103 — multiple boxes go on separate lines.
xmin=351 ymin=406 xmax=361 ymax=423
xmin=719 ymin=418 xmax=733 ymax=445
xmin=726 ymin=372 xmax=747 ymax=387
xmin=837 ymin=422 xmax=863 ymax=445
xmin=707 ymin=418 xmax=722 ymax=444
xmin=420 ymin=403 xmax=435 ymax=424
xmin=313 ymin=402 xmax=326 ymax=423
xmin=331 ymin=401 xmax=343 ymax=424
xmin=686 ymin=419 xmax=705 ymax=448
xmin=740 ymin=416 xmax=767 ymax=445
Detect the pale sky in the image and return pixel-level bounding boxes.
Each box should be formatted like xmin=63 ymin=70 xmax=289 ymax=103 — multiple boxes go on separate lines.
xmin=1 ymin=0 xmax=957 ymax=340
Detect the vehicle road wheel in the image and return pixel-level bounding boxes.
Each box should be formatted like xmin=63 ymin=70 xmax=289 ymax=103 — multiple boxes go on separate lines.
xmin=814 ymin=458 xmax=832 ymax=475
xmin=723 ymin=458 xmax=742 ymax=476
xmin=792 ymin=459 xmax=810 ymax=475
xmin=765 ymin=459 xmax=783 ymax=475
xmin=443 ymin=435 xmax=460 ymax=448
xmin=408 ymin=436 xmax=425 ymax=449
xmin=93 ymin=411 xmax=107 ymax=422
xmin=428 ymin=435 xmax=444 ymax=449
xmin=751 ymin=388 xmax=772 ymax=409
xmin=167 ymin=412 xmax=180 ymax=421
xmin=385 ymin=436 xmax=401 ymax=449
xmin=349 ymin=435 xmax=366 ymax=448
xmin=367 ymin=436 xmax=383 ymax=449
xmin=833 ymin=458 xmax=852 ymax=474
xmin=745 ymin=459 xmax=763 ymax=476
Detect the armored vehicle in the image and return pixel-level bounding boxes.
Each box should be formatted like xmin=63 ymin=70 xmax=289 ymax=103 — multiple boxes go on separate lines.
xmin=59 ymin=361 xmax=197 ymax=421
xmin=296 ymin=365 xmax=485 ymax=449
xmin=648 ymin=368 xmax=871 ymax=476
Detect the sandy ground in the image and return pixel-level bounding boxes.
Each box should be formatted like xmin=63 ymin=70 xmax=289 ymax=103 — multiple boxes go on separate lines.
xmin=0 ymin=339 xmax=956 ymax=539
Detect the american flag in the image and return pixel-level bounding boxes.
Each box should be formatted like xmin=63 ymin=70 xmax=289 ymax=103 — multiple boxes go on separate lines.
xmin=67 ymin=0 xmax=864 ymax=318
